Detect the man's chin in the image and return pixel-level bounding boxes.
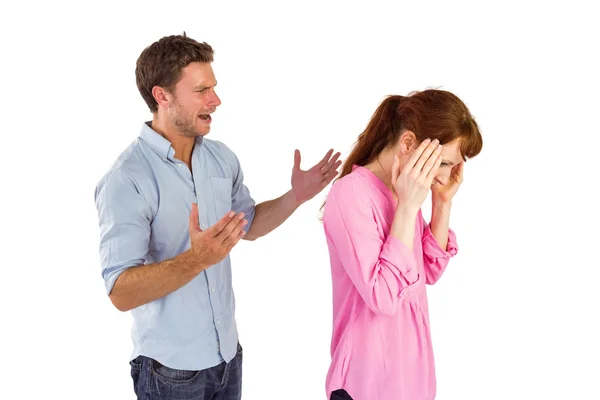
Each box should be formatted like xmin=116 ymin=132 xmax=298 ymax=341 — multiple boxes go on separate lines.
xmin=195 ymin=122 xmax=211 ymax=136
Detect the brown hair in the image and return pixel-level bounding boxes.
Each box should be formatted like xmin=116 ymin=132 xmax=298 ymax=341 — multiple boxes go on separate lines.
xmin=336 ymin=89 xmax=482 ymax=184
xmin=135 ymin=32 xmax=214 ymax=112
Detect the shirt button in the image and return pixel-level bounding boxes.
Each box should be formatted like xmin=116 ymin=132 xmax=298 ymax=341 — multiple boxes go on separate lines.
xmin=211 ymin=288 xmax=215 ymax=293
xmin=201 ymin=223 xmax=206 ymax=229
xmin=217 ymin=320 xmax=221 ymax=325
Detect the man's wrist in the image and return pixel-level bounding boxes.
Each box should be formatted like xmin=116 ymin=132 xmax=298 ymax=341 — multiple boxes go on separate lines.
xmin=286 ymin=189 xmax=304 ymax=209
xmin=179 ymin=250 xmax=206 ymax=277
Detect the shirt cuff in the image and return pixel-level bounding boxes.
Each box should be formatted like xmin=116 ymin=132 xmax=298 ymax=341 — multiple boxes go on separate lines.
xmin=380 ymin=234 xmax=420 ymax=285
xmin=423 ymin=225 xmax=458 ymax=260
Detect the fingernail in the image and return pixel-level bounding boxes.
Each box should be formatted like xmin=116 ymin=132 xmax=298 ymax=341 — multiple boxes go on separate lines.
xmin=433 ymin=139 xmax=439 ymax=144
xmin=228 ymin=211 xmax=235 ymax=217
xmin=238 ymin=213 xmax=245 ymax=219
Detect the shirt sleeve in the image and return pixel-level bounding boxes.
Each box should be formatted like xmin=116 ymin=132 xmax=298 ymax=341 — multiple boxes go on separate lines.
xmin=421 ymin=215 xmax=458 ymax=285
xmin=94 ymin=169 xmax=152 ymax=295
xmin=228 ymin=149 xmax=256 ymax=233
xmin=323 ymin=177 xmax=421 ymax=316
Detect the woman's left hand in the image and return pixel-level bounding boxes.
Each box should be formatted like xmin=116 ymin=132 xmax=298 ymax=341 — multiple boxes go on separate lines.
xmin=431 ymin=162 xmax=464 ymax=204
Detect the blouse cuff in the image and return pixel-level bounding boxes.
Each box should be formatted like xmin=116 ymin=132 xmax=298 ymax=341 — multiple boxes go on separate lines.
xmin=381 ymin=234 xmax=420 ymax=285
xmin=423 ymin=225 xmax=458 ymax=260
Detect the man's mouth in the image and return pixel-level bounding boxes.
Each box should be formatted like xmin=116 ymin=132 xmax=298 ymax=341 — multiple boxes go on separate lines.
xmin=198 ymin=114 xmax=212 ymax=123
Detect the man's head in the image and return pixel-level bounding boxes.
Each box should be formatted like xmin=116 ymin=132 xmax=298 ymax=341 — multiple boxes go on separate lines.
xmin=136 ymin=33 xmax=221 ymax=137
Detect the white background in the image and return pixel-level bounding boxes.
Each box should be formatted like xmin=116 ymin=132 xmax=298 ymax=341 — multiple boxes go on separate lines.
xmin=1 ymin=0 xmax=599 ymax=399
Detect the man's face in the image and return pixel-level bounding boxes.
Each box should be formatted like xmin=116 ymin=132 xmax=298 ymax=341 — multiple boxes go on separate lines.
xmin=167 ymin=62 xmax=221 ymax=137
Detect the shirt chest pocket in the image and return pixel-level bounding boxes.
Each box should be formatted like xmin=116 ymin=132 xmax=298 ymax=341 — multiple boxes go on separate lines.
xmin=209 ymin=176 xmax=233 ymax=222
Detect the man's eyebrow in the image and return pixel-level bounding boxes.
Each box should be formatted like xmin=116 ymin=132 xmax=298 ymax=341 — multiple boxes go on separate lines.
xmin=193 ymin=81 xmax=217 ymax=91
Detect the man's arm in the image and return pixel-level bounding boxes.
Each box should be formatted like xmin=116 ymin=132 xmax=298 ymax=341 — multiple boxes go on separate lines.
xmin=243 ymin=190 xmax=301 ymax=241
xmin=109 ymin=204 xmax=247 ymax=311
xmin=95 ymin=169 xmax=247 ymax=312
xmin=109 ymin=250 xmax=201 ymax=312
xmin=109 ymin=206 xmax=246 ymax=311
xmin=223 ymin=143 xmax=341 ymax=241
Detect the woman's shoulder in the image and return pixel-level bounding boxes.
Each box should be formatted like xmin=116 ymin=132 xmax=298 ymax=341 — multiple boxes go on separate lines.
xmin=333 ymin=166 xmax=386 ymax=197
xmin=325 ymin=168 xmax=386 ymax=214
xmin=330 ymin=169 xmax=371 ymax=196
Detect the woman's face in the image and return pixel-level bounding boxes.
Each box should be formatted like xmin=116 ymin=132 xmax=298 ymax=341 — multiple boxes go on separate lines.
xmin=397 ymin=134 xmax=464 ymax=187
xmin=429 ymin=139 xmax=464 ymax=187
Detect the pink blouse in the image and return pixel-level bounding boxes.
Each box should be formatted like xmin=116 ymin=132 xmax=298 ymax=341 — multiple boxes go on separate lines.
xmin=322 ymin=165 xmax=458 ymax=400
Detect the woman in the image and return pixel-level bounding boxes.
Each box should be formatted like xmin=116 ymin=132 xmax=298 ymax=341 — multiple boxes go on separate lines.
xmin=322 ymin=89 xmax=483 ymax=400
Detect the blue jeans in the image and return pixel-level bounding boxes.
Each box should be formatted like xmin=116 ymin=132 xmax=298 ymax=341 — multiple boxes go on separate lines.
xmin=130 ymin=343 xmax=243 ymax=400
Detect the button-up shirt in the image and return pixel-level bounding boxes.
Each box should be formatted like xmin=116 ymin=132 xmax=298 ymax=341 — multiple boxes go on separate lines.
xmin=94 ymin=122 xmax=255 ymax=370
xmin=322 ymin=165 xmax=458 ymax=400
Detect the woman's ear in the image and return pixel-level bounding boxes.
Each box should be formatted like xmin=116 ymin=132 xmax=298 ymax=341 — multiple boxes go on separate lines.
xmin=397 ymin=130 xmax=417 ymax=155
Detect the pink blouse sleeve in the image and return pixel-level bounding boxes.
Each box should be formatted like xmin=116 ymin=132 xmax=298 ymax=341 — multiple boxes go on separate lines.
xmin=323 ymin=177 xmax=421 ymax=316
xmin=421 ymin=215 xmax=459 ymax=285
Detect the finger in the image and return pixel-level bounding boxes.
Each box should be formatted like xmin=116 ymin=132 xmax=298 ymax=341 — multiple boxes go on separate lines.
xmin=315 ymin=149 xmax=334 ymax=169
xmin=225 ymin=229 xmax=246 ymax=252
xmin=321 ymin=164 xmax=341 ymax=187
xmin=425 ymin=154 xmax=443 ymax=183
xmin=215 ymin=212 xmax=246 ymax=243
xmin=189 ymin=203 xmax=202 ymax=233
xmin=221 ymin=218 xmax=248 ymax=248
xmin=293 ymin=149 xmax=301 ymax=170
xmin=404 ymin=136 xmax=431 ymax=170
xmin=419 ymin=143 xmax=443 ymax=177
xmin=413 ymin=140 xmax=441 ymax=173
xmin=320 ymin=152 xmax=341 ymax=174
xmin=207 ymin=210 xmax=236 ymax=237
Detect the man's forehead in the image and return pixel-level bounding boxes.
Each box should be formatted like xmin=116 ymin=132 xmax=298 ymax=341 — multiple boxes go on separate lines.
xmin=179 ymin=62 xmax=216 ymax=85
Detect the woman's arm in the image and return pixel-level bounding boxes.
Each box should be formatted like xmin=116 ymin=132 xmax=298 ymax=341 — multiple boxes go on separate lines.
xmin=323 ymin=177 xmax=421 ymax=317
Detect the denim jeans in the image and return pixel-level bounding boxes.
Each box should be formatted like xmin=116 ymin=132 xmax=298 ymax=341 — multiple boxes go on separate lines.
xmin=130 ymin=343 xmax=243 ymax=400
xmin=331 ymin=389 xmax=353 ymax=400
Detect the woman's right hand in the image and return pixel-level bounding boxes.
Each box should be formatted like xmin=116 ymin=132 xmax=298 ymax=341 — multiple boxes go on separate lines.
xmin=391 ymin=137 xmax=443 ymax=212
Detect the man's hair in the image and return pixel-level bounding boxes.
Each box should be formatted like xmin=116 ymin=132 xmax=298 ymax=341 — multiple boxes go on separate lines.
xmin=135 ymin=32 xmax=214 ymax=112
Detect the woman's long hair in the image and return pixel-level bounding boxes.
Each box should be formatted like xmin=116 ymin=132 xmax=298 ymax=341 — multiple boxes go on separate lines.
xmin=321 ymin=89 xmax=483 ymax=210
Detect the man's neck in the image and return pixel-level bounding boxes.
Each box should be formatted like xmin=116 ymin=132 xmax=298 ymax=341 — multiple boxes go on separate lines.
xmin=151 ymin=117 xmax=195 ymax=167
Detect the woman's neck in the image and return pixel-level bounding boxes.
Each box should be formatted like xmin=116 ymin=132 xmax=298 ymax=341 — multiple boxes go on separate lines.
xmin=364 ymin=149 xmax=395 ymax=192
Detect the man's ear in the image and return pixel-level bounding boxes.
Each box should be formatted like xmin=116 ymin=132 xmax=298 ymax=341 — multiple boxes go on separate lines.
xmin=397 ymin=130 xmax=417 ymax=155
xmin=152 ymin=86 xmax=172 ymax=110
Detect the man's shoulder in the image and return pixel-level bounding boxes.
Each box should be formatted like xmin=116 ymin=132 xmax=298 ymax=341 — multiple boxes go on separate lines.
xmin=95 ymin=138 xmax=149 ymax=191
xmin=201 ymin=138 xmax=240 ymax=169
xmin=202 ymin=137 xmax=235 ymax=157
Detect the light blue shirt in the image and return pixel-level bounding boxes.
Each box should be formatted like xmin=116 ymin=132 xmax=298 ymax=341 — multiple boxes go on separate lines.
xmin=94 ymin=122 xmax=255 ymax=370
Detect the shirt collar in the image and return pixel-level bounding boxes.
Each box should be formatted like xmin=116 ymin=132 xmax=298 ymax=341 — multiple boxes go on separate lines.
xmin=138 ymin=121 xmax=204 ymax=162
xmin=139 ymin=121 xmax=174 ymax=161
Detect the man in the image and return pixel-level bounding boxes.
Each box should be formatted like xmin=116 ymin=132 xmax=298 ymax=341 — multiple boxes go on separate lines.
xmin=94 ymin=33 xmax=341 ymax=399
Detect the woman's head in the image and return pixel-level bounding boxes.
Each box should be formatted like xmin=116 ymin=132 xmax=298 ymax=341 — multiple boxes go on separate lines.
xmin=336 ymin=89 xmax=482 ymax=185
